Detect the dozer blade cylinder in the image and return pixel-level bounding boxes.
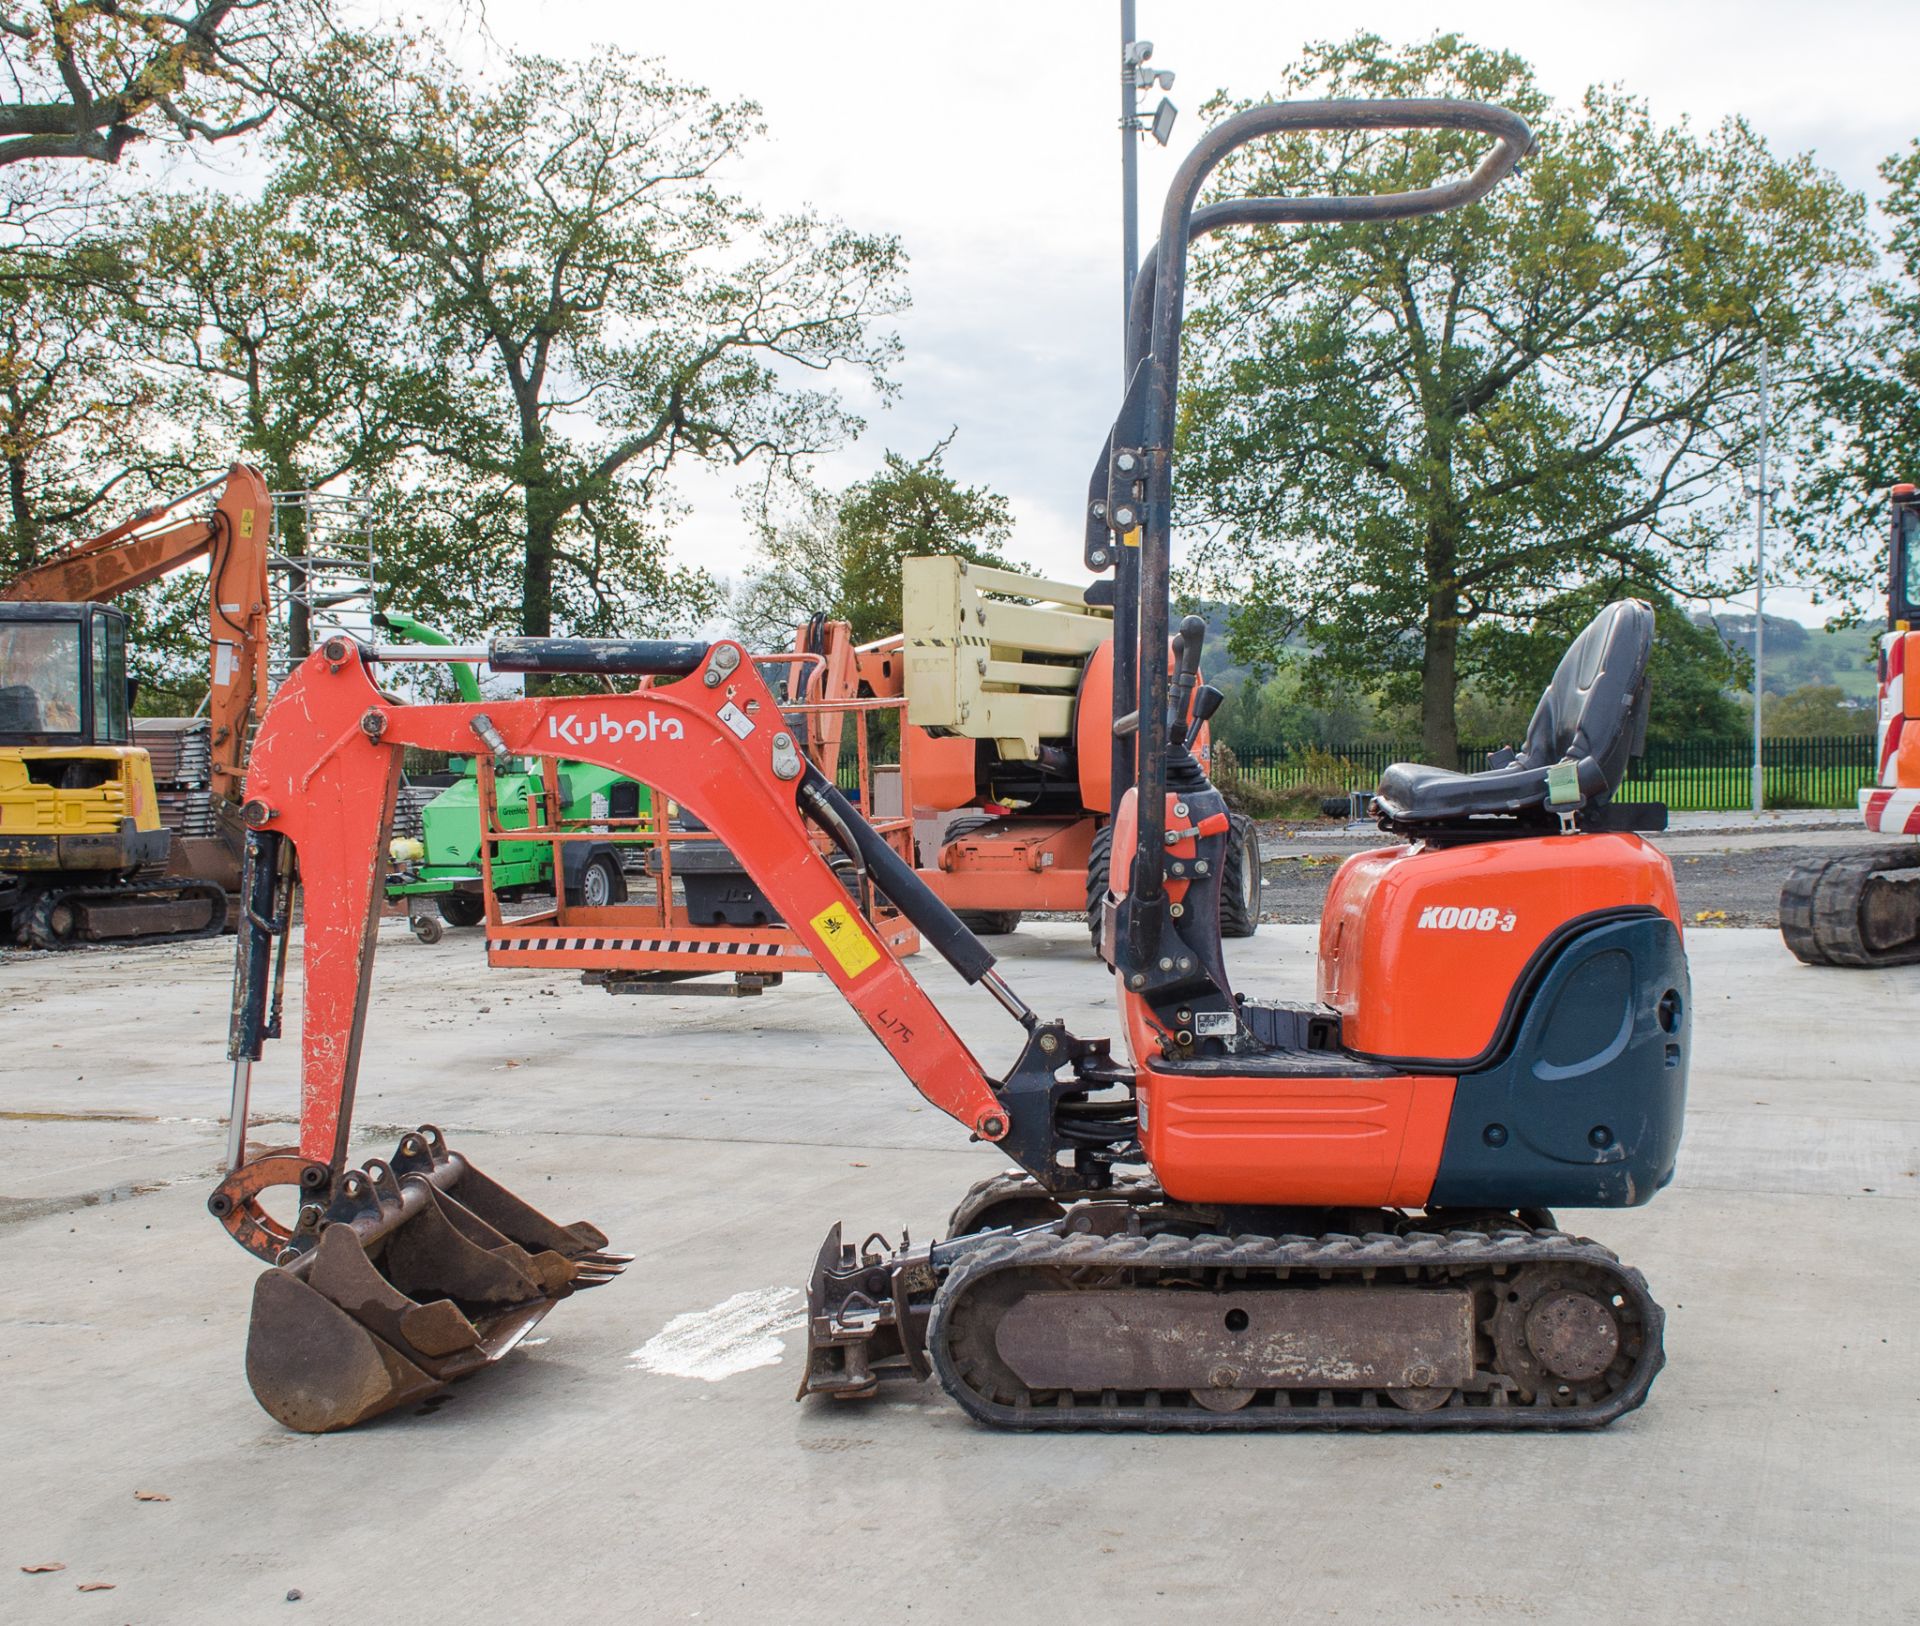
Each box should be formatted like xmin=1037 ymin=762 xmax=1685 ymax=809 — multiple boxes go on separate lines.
xmin=242 ymin=1128 xmax=623 ymax=1432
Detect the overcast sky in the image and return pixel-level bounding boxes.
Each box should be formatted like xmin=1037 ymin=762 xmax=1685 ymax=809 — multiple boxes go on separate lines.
xmin=433 ymin=3 xmax=1920 ymax=623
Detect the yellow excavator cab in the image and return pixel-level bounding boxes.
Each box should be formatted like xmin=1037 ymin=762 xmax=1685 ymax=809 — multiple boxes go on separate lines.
xmin=0 ymin=603 xmax=223 ymax=946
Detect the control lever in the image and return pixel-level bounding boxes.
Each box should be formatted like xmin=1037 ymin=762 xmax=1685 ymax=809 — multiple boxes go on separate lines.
xmin=1185 ymin=684 xmax=1223 ymax=750
xmin=1166 ymin=614 xmax=1208 ymax=747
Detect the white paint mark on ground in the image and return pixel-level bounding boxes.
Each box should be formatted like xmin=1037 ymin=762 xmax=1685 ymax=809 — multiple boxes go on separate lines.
xmin=629 ymin=1286 xmax=805 ymax=1381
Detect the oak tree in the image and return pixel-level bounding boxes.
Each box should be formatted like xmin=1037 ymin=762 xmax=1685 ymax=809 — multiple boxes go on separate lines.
xmin=734 ymin=434 xmax=1026 ymax=646
xmin=1177 ymin=34 xmax=1869 ymax=762
xmin=277 ymin=32 xmax=908 ymax=644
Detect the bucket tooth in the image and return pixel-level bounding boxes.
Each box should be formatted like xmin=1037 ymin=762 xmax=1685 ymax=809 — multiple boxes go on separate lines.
xmin=241 ymin=1131 xmax=621 ymax=1432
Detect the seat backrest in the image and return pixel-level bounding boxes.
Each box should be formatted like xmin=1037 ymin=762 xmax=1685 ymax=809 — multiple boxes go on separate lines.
xmin=1514 ymin=599 xmax=1654 ymax=798
xmin=0 ymin=684 xmax=44 ymax=733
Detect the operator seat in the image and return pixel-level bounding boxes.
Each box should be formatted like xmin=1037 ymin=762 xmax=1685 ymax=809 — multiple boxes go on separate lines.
xmin=0 ymin=685 xmax=43 ymax=733
xmin=1373 ymin=598 xmax=1654 ymax=829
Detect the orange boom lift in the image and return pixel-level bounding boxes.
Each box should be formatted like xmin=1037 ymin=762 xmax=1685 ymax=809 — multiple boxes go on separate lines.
xmin=219 ymin=98 xmax=1690 ymax=1436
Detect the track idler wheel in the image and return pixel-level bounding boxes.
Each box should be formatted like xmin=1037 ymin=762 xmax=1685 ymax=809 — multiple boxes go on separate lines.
xmin=233 ymin=1126 xmax=629 ymax=1432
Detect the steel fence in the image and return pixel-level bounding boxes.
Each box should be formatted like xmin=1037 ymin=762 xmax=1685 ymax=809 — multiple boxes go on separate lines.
xmin=1223 ymin=736 xmax=1878 ymax=812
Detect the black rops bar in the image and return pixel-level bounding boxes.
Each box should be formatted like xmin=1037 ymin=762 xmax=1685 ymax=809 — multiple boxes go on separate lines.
xmin=487 ymin=636 xmax=712 ymax=677
xmin=1121 ymin=98 xmax=1531 ymax=946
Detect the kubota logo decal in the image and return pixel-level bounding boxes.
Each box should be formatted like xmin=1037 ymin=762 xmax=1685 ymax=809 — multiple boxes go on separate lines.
xmin=547 ymin=710 xmax=685 ymax=746
xmin=1417 ymin=904 xmax=1518 ymax=933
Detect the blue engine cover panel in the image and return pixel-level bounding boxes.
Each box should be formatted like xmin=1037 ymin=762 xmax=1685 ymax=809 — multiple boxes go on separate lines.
xmin=1429 ymin=914 xmax=1689 ymax=1210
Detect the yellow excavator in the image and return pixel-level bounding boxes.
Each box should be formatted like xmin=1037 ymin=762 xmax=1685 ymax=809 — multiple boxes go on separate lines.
xmin=0 ymin=466 xmax=271 ymax=947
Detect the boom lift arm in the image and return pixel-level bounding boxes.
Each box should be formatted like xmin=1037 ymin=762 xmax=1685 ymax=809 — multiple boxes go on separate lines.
xmin=3 ymin=464 xmax=274 ymax=804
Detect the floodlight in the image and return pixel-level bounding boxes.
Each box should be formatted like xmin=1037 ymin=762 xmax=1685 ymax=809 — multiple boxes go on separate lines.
xmin=1151 ymin=97 xmax=1178 ymax=146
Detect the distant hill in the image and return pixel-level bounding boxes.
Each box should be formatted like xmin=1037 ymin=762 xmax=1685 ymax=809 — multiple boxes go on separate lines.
xmin=1697 ymin=613 xmax=1879 ymax=701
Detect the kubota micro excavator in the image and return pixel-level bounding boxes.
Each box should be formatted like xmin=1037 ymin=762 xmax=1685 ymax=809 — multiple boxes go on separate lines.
xmin=1779 ymin=482 xmax=1920 ymax=966
xmin=0 ymin=465 xmax=272 ymax=946
xmin=218 ymin=97 xmax=1689 ymax=1435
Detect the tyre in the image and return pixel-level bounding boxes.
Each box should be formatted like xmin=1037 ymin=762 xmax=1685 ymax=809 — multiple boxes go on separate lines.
xmin=569 ymin=852 xmax=628 ymax=910
xmin=941 ymin=813 xmax=1021 ymax=936
xmin=1084 ymin=821 xmax=1114 ymax=959
xmin=410 ymin=912 xmax=445 ymax=944
xmin=436 ymin=890 xmax=485 ymax=928
xmin=1218 ymin=812 xmax=1263 ymax=938
xmin=827 ymin=852 xmax=864 ymax=907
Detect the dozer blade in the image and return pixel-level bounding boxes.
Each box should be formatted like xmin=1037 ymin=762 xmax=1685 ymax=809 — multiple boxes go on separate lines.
xmin=245 ymin=1126 xmax=625 ymax=1432
xmin=797 ymin=1222 xmax=935 ymax=1401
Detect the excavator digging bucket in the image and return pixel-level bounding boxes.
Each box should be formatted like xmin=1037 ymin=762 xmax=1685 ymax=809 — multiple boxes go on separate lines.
xmin=245 ymin=1126 xmax=627 ymax=1432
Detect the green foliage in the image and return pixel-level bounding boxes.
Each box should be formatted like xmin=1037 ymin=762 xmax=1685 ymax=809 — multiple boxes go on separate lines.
xmin=0 ymin=0 xmax=281 ymax=168
xmin=1788 ymin=137 xmax=1920 ymax=600
xmin=1213 ymin=741 xmax=1351 ymax=820
xmin=264 ymin=29 xmax=908 ymax=642
xmin=1204 ymin=659 xmax=1378 ymax=753
xmin=1711 ymin=612 xmax=1879 ymax=699
xmin=734 ymin=433 xmax=1025 ymax=645
xmin=1467 ymin=584 xmax=1747 ymax=743
xmin=0 ymin=233 xmax=183 ymax=579
xmin=1761 ymin=682 xmax=1874 ymax=737
xmin=133 ymin=185 xmax=406 ymax=498
xmin=1178 ymin=33 xmax=1871 ymax=763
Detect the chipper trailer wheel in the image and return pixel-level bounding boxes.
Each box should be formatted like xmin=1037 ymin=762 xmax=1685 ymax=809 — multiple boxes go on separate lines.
xmin=436 ymin=890 xmax=486 ymax=928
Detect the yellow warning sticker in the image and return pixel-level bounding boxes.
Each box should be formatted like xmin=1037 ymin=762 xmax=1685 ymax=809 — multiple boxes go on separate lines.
xmin=1121 ymin=526 xmax=1142 ymax=548
xmin=239 ymin=508 xmax=255 ymax=537
xmin=809 ymin=900 xmax=882 ymax=978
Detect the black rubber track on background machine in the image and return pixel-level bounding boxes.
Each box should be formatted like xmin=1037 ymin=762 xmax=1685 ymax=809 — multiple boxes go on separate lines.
xmin=1779 ymin=843 xmax=1920 ymax=967
xmin=926 ymin=1225 xmax=1664 ymax=1432
xmin=22 ymin=877 xmax=228 ymax=950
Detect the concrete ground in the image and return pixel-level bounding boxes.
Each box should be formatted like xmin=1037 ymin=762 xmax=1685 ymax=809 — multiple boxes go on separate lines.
xmin=1 ymin=917 xmax=1916 ymax=1625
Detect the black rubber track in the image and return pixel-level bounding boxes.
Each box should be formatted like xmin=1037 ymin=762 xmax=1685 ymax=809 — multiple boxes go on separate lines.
xmin=1779 ymin=843 xmax=1920 ymax=968
xmin=927 ymin=1224 xmax=1665 ymax=1432
xmin=23 ymin=878 xmax=228 ymax=950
